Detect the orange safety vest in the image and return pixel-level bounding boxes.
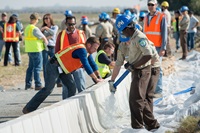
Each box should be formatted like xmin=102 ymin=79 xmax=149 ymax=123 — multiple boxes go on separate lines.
xmin=3 ymin=23 xmax=19 ymax=42
xmin=143 ymin=12 xmax=165 ymax=47
xmin=60 ymin=29 xmax=86 ymax=50
xmin=55 ymin=43 xmax=86 ymax=74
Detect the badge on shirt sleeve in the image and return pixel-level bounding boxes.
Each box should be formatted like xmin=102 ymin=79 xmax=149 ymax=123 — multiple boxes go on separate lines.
xmin=139 ymin=38 xmax=147 ymax=47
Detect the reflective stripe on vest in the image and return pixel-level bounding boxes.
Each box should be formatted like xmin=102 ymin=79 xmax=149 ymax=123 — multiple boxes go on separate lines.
xmin=60 ymin=30 xmax=86 ymax=50
xmin=95 ymin=50 xmax=110 ymax=78
xmin=55 ymin=44 xmax=86 ymax=74
xmin=3 ymin=23 xmax=19 ymax=42
xmin=24 ymin=24 xmax=44 ymax=52
xmin=143 ymin=12 xmax=164 ymax=47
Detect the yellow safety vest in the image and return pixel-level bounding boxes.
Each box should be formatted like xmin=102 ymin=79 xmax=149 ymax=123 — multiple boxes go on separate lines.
xmin=24 ymin=24 xmax=44 ymax=52
xmin=95 ymin=50 xmax=110 ymax=78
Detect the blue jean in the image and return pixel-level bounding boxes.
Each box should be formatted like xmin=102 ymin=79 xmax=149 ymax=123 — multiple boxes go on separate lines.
xmin=155 ymin=47 xmax=163 ymax=94
xmin=0 ymin=40 xmax=12 ymax=62
xmin=16 ymin=41 xmax=21 ymax=63
xmin=187 ymin=32 xmax=195 ymax=50
xmin=25 ymin=61 xmax=76 ymax=112
xmin=62 ymin=68 xmax=86 ymax=99
xmin=25 ymin=52 xmax=43 ymax=88
xmin=174 ymin=32 xmax=180 ymax=50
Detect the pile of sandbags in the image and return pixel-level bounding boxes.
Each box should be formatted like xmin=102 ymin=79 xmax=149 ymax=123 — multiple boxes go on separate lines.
xmin=162 ymin=56 xmax=176 ymax=76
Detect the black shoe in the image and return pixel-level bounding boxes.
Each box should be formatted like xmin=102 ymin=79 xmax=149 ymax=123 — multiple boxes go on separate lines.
xmin=57 ymin=83 xmax=62 ymax=87
xmin=25 ymin=86 xmax=33 ymax=90
xmin=35 ymin=86 xmax=43 ymax=90
xmin=22 ymin=107 xmax=30 ymax=114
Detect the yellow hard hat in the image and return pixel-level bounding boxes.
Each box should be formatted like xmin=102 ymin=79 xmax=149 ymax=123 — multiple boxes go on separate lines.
xmin=161 ymin=1 xmax=169 ymax=7
xmin=113 ymin=8 xmax=120 ymax=14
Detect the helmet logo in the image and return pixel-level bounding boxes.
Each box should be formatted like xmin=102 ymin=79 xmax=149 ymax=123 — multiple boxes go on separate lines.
xmin=117 ymin=20 xmax=124 ymax=28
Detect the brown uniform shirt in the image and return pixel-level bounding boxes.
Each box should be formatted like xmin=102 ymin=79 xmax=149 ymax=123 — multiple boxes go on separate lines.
xmin=128 ymin=29 xmax=153 ymax=69
xmin=95 ymin=22 xmax=113 ymax=39
xmin=180 ymin=14 xmax=190 ymax=30
xmin=115 ymin=42 xmax=129 ymax=66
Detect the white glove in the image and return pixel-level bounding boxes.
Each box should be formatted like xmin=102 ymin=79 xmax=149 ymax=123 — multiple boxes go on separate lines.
xmin=108 ymin=80 xmax=116 ymax=93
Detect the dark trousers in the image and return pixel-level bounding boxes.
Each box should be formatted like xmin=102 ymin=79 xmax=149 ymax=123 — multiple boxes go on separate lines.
xmin=147 ymin=67 xmax=160 ymax=112
xmin=4 ymin=42 xmax=20 ymax=66
xmin=129 ymin=65 xmax=159 ymax=130
xmin=180 ymin=30 xmax=188 ymax=59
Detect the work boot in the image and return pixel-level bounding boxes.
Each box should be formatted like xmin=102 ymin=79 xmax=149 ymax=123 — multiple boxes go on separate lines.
xmin=35 ymin=86 xmax=43 ymax=91
xmin=22 ymin=107 xmax=30 ymax=114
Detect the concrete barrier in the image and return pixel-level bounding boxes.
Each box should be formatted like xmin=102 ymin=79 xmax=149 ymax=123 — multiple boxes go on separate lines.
xmin=0 ymin=69 xmax=131 ymax=133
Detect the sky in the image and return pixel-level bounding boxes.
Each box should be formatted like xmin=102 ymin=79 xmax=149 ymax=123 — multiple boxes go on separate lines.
xmin=0 ymin=0 xmax=147 ymax=10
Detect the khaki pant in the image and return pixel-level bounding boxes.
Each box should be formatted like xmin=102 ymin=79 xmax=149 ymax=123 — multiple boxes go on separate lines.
xmin=129 ymin=65 xmax=159 ymax=130
xmin=166 ymin=28 xmax=172 ymax=56
xmin=180 ymin=30 xmax=188 ymax=59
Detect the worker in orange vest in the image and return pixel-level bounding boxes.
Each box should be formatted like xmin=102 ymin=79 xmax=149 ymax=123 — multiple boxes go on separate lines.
xmin=143 ymin=0 xmax=167 ymax=98
xmin=3 ymin=15 xmax=21 ymax=66
xmin=56 ymin=16 xmax=86 ymax=95
xmin=22 ymin=37 xmax=103 ymax=114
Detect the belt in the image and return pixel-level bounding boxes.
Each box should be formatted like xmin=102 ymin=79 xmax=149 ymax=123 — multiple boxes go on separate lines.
xmin=48 ymin=46 xmax=55 ymax=49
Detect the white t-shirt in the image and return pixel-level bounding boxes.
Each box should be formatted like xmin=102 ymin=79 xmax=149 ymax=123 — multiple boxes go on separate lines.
xmin=188 ymin=15 xmax=199 ymax=33
xmin=163 ymin=9 xmax=171 ymax=27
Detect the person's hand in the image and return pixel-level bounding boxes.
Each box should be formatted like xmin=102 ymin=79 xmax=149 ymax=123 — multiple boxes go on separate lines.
xmin=108 ymin=80 xmax=116 ymax=93
xmin=159 ymin=50 xmax=165 ymax=56
xmin=124 ymin=62 xmax=134 ymax=72
xmin=92 ymin=77 xmax=103 ymax=84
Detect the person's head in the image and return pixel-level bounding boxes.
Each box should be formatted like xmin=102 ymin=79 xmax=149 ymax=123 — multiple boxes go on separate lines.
xmin=81 ymin=18 xmax=88 ymax=25
xmin=112 ymin=8 xmax=120 ymax=18
xmin=42 ymin=13 xmax=54 ymax=27
xmin=30 ymin=13 xmax=41 ymax=24
xmin=8 ymin=16 xmax=17 ymax=24
xmin=147 ymin=0 xmax=157 ymax=13
xmin=85 ymin=37 xmax=100 ymax=54
xmin=65 ymin=16 xmax=76 ymax=32
xmin=115 ymin=15 xmax=136 ymax=38
xmin=174 ymin=10 xmax=181 ymax=18
xmin=12 ymin=13 xmax=19 ymax=21
xmin=188 ymin=10 xmax=193 ymax=17
xmin=103 ymin=42 xmax=115 ymax=56
xmin=1 ymin=12 xmax=7 ymax=21
xmin=180 ymin=6 xmax=189 ymax=15
xmin=161 ymin=1 xmax=169 ymax=10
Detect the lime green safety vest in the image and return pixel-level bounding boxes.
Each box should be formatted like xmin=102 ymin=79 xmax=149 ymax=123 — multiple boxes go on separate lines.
xmin=24 ymin=24 xmax=44 ymax=52
xmin=172 ymin=20 xmax=177 ymax=32
xmin=95 ymin=50 xmax=110 ymax=78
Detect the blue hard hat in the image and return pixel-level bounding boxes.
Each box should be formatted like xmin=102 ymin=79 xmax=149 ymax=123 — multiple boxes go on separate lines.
xmin=124 ymin=10 xmax=132 ymax=16
xmin=64 ymin=10 xmax=73 ymax=16
xmin=139 ymin=12 xmax=146 ymax=18
xmin=104 ymin=14 xmax=110 ymax=20
xmin=180 ymin=6 xmax=189 ymax=12
xmin=81 ymin=18 xmax=88 ymax=25
xmin=119 ymin=32 xmax=130 ymax=42
xmin=99 ymin=12 xmax=106 ymax=19
xmin=156 ymin=7 xmax=162 ymax=12
xmin=115 ymin=14 xmax=134 ymax=32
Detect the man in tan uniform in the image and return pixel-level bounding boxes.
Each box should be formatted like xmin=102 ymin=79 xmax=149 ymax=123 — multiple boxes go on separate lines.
xmin=179 ymin=6 xmax=190 ymax=60
xmin=111 ymin=14 xmax=160 ymax=131
xmin=95 ymin=12 xmax=113 ymax=51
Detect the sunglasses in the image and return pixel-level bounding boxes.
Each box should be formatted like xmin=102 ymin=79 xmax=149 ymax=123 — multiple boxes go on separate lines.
xmin=148 ymin=3 xmax=155 ymax=6
xmin=67 ymin=23 xmax=76 ymax=26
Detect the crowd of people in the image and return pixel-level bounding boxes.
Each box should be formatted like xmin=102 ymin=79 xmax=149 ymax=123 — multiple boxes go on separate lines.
xmin=0 ymin=0 xmax=199 ymax=131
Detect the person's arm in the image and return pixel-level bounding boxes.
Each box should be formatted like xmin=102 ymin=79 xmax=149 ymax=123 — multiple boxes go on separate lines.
xmin=73 ymin=49 xmax=103 ymax=83
xmin=33 ymin=27 xmax=48 ymax=45
xmin=98 ymin=53 xmax=115 ymax=68
xmin=111 ymin=65 xmax=121 ymax=81
xmin=160 ymin=15 xmax=168 ymax=56
xmin=55 ymin=32 xmax=62 ymax=53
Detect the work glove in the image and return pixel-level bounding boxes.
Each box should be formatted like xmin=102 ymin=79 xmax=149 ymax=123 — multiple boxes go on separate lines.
xmin=108 ymin=80 xmax=116 ymax=93
xmin=124 ymin=62 xmax=134 ymax=72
